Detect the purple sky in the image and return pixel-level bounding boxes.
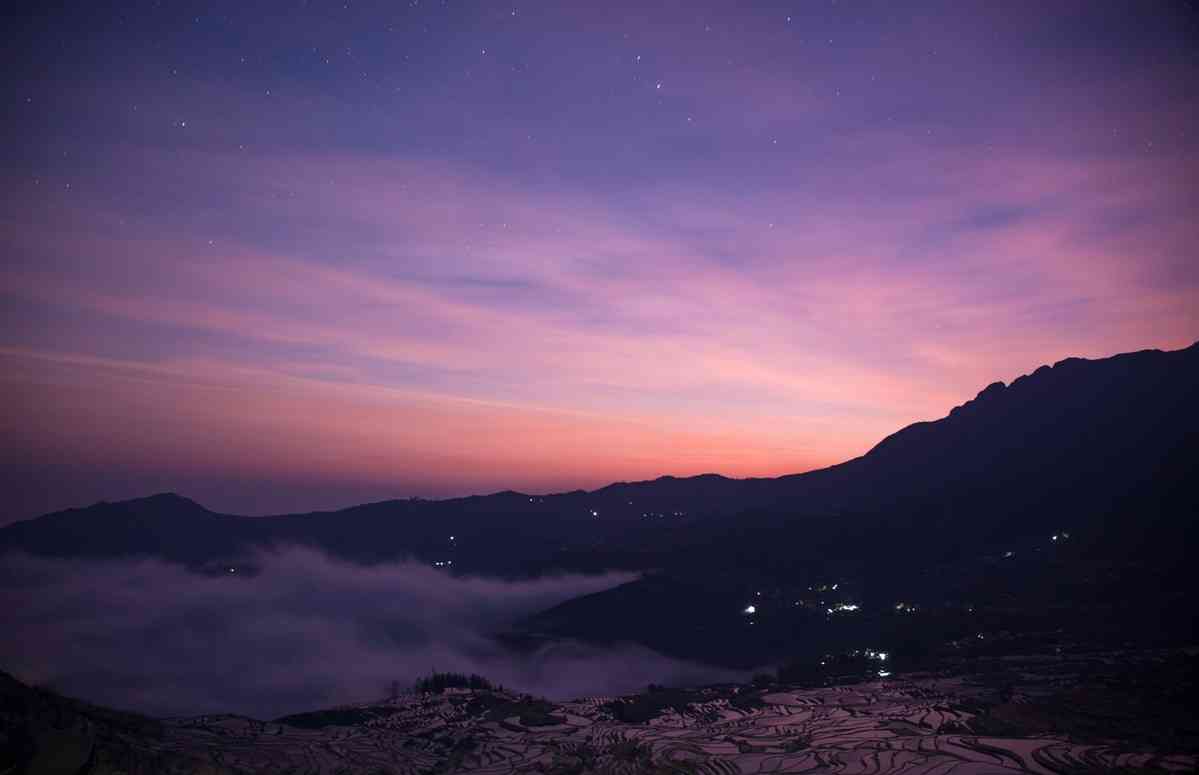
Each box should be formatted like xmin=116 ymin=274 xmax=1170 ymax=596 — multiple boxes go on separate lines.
xmin=2 ymin=1 xmax=1197 ymax=521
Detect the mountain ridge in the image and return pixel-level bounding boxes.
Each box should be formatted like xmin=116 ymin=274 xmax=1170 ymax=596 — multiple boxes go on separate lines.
xmin=3 ymin=340 xmax=1197 ymax=578
xmin=14 ymin=340 xmax=1194 ymax=527
xmin=4 ymin=339 xmax=1198 ymax=671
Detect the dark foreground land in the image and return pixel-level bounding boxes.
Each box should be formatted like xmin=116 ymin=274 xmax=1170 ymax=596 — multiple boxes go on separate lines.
xmin=3 ymin=648 xmax=1197 ymax=774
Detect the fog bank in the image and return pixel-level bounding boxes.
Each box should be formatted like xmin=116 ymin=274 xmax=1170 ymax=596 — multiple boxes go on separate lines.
xmin=1 ymin=548 xmax=744 ymax=718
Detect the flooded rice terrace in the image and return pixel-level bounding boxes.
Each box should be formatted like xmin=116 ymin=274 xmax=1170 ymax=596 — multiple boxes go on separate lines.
xmin=10 ymin=648 xmax=1196 ymax=774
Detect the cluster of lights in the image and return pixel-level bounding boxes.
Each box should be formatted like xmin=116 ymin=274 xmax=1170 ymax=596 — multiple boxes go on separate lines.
xmin=893 ymin=601 xmax=919 ymax=613
xmin=433 ymin=560 xmax=454 ymax=568
xmin=862 ymin=649 xmax=891 ymax=678
xmin=742 ymin=591 xmax=769 ymax=616
xmin=827 ymin=602 xmax=860 ymax=614
xmin=817 ymin=649 xmax=892 ymax=678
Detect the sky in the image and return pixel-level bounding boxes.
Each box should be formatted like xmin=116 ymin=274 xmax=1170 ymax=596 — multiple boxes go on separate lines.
xmin=2 ymin=1 xmax=1197 ymax=521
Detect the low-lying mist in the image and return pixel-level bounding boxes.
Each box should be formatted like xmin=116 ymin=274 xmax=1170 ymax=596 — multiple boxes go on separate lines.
xmin=1 ymin=548 xmax=744 ymax=718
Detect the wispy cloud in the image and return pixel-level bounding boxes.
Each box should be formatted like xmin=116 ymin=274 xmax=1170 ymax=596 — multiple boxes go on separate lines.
xmin=3 ymin=27 xmax=1196 ymax=518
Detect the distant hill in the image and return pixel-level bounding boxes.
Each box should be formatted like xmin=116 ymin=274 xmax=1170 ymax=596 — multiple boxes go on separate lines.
xmin=4 ymin=342 xmax=1198 ymax=665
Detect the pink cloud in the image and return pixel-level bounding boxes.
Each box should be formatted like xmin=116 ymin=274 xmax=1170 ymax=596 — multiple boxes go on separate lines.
xmin=2 ymin=117 xmax=1195 ymax=516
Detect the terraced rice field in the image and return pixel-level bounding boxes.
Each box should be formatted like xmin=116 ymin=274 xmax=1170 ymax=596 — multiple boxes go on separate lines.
xmin=96 ymin=657 xmax=1195 ymax=774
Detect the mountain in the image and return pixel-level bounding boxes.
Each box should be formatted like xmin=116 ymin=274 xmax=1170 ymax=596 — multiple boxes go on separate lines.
xmin=4 ymin=342 xmax=1195 ymax=565
xmin=3 ymin=342 xmax=1198 ymax=665
xmin=523 ymin=342 xmax=1199 ymax=666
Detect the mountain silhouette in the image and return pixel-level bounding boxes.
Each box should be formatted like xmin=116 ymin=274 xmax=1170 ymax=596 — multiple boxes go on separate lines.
xmin=4 ymin=342 xmax=1197 ymax=665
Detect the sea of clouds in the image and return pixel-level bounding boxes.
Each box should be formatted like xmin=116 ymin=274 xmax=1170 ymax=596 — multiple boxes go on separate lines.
xmin=1 ymin=547 xmax=743 ymax=718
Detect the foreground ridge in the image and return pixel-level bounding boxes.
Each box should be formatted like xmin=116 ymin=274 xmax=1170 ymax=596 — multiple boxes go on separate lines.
xmin=4 ymin=650 xmax=1196 ymax=774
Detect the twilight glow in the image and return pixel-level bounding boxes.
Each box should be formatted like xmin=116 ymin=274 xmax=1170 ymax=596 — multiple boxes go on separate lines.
xmin=2 ymin=1 xmax=1196 ymax=520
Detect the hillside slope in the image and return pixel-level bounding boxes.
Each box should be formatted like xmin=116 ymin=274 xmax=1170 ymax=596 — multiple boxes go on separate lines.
xmin=3 ymin=652 xmax=1197 ymax=774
